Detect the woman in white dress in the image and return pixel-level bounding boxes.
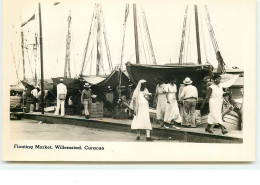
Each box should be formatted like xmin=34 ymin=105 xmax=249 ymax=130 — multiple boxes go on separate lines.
xmin=201 ymin=74 xmax=228 ymax=134
xmin=155 ymin=81 xmax=167 ymax=127
xmin=130 ymin=80 xmax=153 ymax=141
xmin=164 ymin=78 xmax=182 ymax=129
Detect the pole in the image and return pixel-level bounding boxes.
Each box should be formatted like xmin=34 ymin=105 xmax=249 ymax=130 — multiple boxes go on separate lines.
xmin=194 ymin=5 xmax=201 ymax=64
xmin=38 ymin=3 xmax=44 ymax=114
xmin=96 ymin=4 xmax=102 ymax=76
xmin=21 ymin=31 xmax=26 ymax=80
xmin=133 ymin=4 xmax=140 ymax=64
xmin=118 ymin=4 xmax=129 ymax=98
xmin=179 ymin=6 xmax=188 ymax=64
xmin=64 ymin=11 xmax=72 ymax=78
xmin=34 ymin=33 xmax=38 ymax=85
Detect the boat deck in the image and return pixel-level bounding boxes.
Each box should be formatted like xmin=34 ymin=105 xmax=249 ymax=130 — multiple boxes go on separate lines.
xmin=22 ymin=112 xmax=243 ymax=143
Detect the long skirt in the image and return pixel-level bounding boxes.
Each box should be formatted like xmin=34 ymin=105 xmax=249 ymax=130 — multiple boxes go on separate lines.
xmin=164 ymin=100 xmax=182 ymax=124
xmin=131 ymin=103 xmax=152 ymax=130
xmin=208 ymin=97 xmax=223 ymax=125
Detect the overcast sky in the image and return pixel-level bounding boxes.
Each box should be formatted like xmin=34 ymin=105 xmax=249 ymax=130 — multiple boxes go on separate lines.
xmin=3 ymin=0 xmax=255 ymax=85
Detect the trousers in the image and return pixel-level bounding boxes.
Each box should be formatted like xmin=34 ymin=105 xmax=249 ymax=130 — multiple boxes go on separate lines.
xmin=182 ymin=99 xmax=196 ymax=127
xmin=54 ymin=98 xmax=65 ymax=116
xmin=83 ymin=99 xmax=90 ymax=116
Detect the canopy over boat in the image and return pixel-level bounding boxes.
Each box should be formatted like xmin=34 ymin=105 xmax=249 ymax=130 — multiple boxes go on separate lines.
xmin=21 ymin=79 xmax=54 ymax=91
xmin=97 ymin=68 xmax=132 ymax=87
xmin=126 ymin=62 xmax=211 ymax=86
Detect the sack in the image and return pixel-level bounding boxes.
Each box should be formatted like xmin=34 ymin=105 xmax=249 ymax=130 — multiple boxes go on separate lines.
xmin=59 ymin=94 xmax=66 ymax=100
xmin=68 ymin=97 xmax=73 ymax=106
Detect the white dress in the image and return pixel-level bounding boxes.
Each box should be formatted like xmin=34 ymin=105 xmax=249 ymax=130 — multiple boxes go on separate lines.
xmin=164 ymin=83 xmax=182 ymax=123
xmin=156 ymin=84 xmax=167 ymax=120
xmin=131 ymin=91 xmax=152 ymax=130
xmin=208 ymin=84 xmax=224 ymax=125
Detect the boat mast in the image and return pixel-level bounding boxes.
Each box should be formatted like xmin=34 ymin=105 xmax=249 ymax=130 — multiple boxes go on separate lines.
xmin=194 ymin=5 xmax=202 ymax=64
xmin=133 ymin=4 xmax=140 ymax=64
xmin=96 ymin=4 xmax=103 ymax=76
xmin=142 ymin=11 xmax=157 ymax=65
xmin=34 ymin=33 xmax=38 ymax=85
xmin=38 ymin=2 xmax=44 ymax=114
xmin=118 ymin=4 xmax=130 ymax=98
xmin=21 ymin=31 xmax=26 ymax=80
xmin=179 ymin=5 xmax=188 ymax=65
xmin=64 ymin=11 xmax=72 ymax=78
xmin=205 ymin=5 xmax=226 ymax=73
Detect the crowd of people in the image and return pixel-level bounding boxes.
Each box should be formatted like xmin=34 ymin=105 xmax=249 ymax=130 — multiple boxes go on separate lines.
xmin=130 ymin=74 xmax=231 ymax=141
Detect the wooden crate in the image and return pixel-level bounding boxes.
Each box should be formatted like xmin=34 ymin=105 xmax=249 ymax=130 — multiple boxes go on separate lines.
xmin=90 ymin=102 xmax=103 ymax=118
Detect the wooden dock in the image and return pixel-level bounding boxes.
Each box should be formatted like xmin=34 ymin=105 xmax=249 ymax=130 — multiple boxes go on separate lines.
xmin=22 ymin=112 xmax=243 ymax=143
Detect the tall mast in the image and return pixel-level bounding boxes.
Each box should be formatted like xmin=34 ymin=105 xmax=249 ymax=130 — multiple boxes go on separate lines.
xmin=38 ymin=3 xmax=44 ymax=114
xmin=133 ymin=4 xmax=140 ymax=64
xmin=34 ymin=33 xmax=38 ymax=85
xmin=179 ymin=5 xmax=188 ymax=65
xmin=21 ymin=31 xmax=26 ymax=80
xmin=64 ymin=11 xmax=72 ymax=78
xmin=118 ymin=4 xmax=129 ymax=98
xmin=142 ymin=11 xmax=156 ymax=65
xmin=96 ymin=4 xmax=103 ymax=76
xmin=194 ymin=5 xmax=201 ymax=64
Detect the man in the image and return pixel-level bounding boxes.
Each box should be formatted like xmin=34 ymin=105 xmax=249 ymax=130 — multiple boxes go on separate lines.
xmin=81 ymin=83 xmax=92 ymax=119
xmin=180 ymin=77 xmax=198 ymax=128
xmin=54 ymin=79 xmax=67 ymax=117
xmin=31 ymin=85 xmax=40 ymax=111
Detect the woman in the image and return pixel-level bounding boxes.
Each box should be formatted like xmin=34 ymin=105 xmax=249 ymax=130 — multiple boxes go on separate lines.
xmin=201 ymin=74 xmax=228 ymax=134
xmin=130 ymin=80 xmax=153 ymax=141
xmin=155 ymin=80 xmax=167 ymax=128
xmin=164 ymin=78 xmax=182 ymax=129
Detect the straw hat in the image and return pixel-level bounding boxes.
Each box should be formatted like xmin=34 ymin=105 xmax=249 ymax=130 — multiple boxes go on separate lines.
xmin=183 ymin=77 xmax=193 ymax=84
xmin=84 ymin=83 xmax=91 ymax=88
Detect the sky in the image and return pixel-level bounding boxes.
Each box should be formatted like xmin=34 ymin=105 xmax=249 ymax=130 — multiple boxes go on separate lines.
xmin=2 ymin=0 xmax=255 ymax=85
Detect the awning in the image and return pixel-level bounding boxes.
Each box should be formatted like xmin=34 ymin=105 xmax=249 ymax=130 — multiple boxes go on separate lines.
xmin=79 ymin=76 xmax=106 ymax=85
xmin=97 ymin=68 xmax=132 ymax=87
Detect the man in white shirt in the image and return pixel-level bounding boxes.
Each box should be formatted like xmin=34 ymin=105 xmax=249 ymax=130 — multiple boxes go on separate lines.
xmin=31 ymin=85 xmax=40 ymax=111
xmin=54 ymin=79 xmax=67 ymax=117
xmin=180 ymin=77 xmax=198 ymax=128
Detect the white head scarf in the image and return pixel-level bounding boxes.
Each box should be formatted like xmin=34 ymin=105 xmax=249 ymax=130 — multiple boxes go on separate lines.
xmin=130 ymin=79 xmax=147 ymax=115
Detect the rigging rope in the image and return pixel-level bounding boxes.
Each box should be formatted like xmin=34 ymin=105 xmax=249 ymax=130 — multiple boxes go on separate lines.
xmin=137 ymin=10 xmax=148 ymax=64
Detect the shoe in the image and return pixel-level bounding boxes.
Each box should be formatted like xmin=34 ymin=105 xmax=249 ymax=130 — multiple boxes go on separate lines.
xmin=136 ymin=136 xmax=140 ymax=141
xmin=205 ymin=128 xmax=213 ymax=134
xmin=170 ymin=125 xmax=181 ymax=130
xmin=163 ymin=125 xmax=169 ymax=129
xmin=146 ymin=137 xmax=153 ymax=141
xmin=222 ymin=130 xmax=228 ymax=135
xmin=86 ymin=115 xmax=89 ymax=119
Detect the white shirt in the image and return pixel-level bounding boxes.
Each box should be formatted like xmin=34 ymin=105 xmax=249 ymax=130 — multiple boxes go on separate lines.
xmin=180 ymin=84 xmax=198 ymax=101
xmin=57 ymin=83 xmax=67 ymax=97
xmin=31 ymin=89 xmax=39 ymax=98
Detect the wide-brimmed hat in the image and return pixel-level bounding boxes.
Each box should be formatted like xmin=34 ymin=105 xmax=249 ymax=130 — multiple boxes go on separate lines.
xmin=183 ymin=77 xmax=193 ymax=84
xmin=84 ymin=83 xmax=91 ymax=88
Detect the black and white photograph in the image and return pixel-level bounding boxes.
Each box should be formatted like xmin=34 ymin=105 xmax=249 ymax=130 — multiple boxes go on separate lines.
xmin=2 ymin=0 xmax=256 ymax=161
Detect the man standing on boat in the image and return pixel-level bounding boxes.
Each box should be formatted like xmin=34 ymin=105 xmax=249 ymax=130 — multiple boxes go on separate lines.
xmin=54 ymin=79 xmax=67 ymax=117
xmin=179 ymin=77 xmax=198 ymax=128
xmin=81 ymin=83 xmax=92 ymax=119
xmin=31 ymin=85 xmax=40 ymax=112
